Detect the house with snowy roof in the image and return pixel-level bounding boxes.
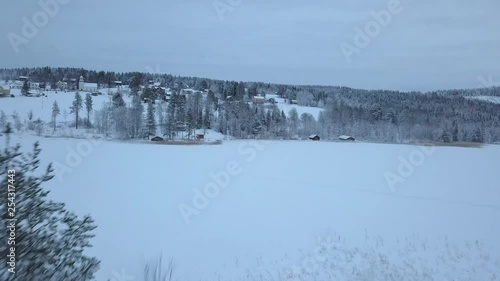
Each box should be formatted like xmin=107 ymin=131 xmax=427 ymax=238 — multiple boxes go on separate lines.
xmin=338 ymin=135 xmax=355 ymax=141
xmin=78 ymin=76 xmax=98 ymax=92
xmin=252 ymin=96 xmax=266 ymax=104
xmin=309 ymin=134 xmax=320 ymax=141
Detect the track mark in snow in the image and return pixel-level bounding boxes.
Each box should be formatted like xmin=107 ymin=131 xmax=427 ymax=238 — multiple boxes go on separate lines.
xmin=261 ymin=177 xmax=500 ymax=212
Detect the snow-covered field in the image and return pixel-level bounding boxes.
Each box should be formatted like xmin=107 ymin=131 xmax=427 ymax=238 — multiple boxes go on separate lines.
xmin=276 ymin=103 xmax=323 ymax=120
xmin=6 ymin=135 xmax=500 ymax=281
xmin=0 ymin=88 xmax=114 ymax=123
xmin=267 ymin=94 xmax=323 ymax=120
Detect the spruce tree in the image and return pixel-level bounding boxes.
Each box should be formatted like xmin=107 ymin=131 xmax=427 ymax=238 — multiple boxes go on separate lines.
xmin=452 ymin=120 xmax=459 ymax=142
xmin=146 ymin=101 xmax=156 ymax=139
xmin=129 ymin=74 xmax=143 ymax=95
xmin=112 ymin=93 xmax=125 ymax=108
xmin=441 ymin=131 xmax=450 ymax=143
xmin=85 ymin=93 xmax=93 ymax=128
xmin=131 ymin=95 xmax=144 ymax=138
xmin=472 ymin=128 xmax=484 ymax=143
xmin=166 ymin=102 xmax=175 ymax=140
xmin=70 ymin=92 xmax=83 ymax=129
xmin=51 ymin=101 xmax=60 ymax=132
xmin=0 ymin=111 xmax=6 ymax=130
xmin=21 ymin=81 xmax=30 ymax=96
xmin=203 ymin=102 xmax=213 ymax=130
xmin=0 ymin=141 xmax=100 ymax=281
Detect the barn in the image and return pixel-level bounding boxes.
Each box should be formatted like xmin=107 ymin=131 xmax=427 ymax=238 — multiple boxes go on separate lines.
xmin=151 ymin=136 xmax=164 ymax=142
xmin=309 ymin=135 xmax=320 ymax=141
xmin=338 ymin=135 xmax=355 ymax=141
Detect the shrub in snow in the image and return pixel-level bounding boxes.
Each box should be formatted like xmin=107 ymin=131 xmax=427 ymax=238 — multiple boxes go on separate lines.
xmin=245 ymin=234 xmax=500 ymax=281
xmin=143 ymin=255 xmax=174 ymax=281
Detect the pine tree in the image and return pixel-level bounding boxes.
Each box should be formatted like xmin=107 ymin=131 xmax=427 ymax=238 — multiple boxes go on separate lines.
xmin=11 ymin=111 xmax=22 ymax=132
xmin=441 ymin=131 xmax=450 ymax=143
xmin=198 ymin=79 xmax=208 ymax=90
xmin=85 ymin=93 xmax=93 ymax=128
xmin=0 ymin=111 xmax=7 ymax=132
xmin=146 ymin=101 xmax=156 ymax=139
xmin=110 ymin=93 xmax=127 ymax=138
xmin=112 ymin=93 xmax=125 ymax=108
xmin=472 ymin=128 xmax=484 ymax=143
xmin=0 ymin=142 xmax=100 ymax=281
xmin=186 ymin=111 xmax=194 ymax=139
xmin=70 ymin=92 xmax=83 ymax=129
xmin=174 ymin=94 xmax=186 ymax=136
xmin=3 ymin=122 xmax=12 ymax=147
xmin=165 ymin=102 xmax=175 ymax=140
xmin=202 ymin=102 xmax=213 ymax=130
xmin=129 ymin=74 xmax=143 ymax=94
xmin=27 ymin=110 xmax=34 ymax=130
xmin=21 ymin=81 xmax=30 ymax=96
xmin=237 ymin=81 xmax=246 ymax=99
xmin=288 ymin=108 xmax=299 ymax=138
xmin=452 ymin=120 xmax=459 ymax=142
xmin=130 ymin=95 xmax=144 ymax=138
xmin=51 ymin=101 xmax=60 ymax=132
xmin=207 ymin=90 xmax=217 ymax=109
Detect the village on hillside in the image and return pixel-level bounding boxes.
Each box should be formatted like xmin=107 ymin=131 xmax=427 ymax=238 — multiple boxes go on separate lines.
xmin=1 ymin=72 xmax=346 ymax=143
xmin=1 ymin=67 xmax=499 ymax=144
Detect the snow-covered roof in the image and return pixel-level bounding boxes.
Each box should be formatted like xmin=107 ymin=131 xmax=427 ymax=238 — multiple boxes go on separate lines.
xmin=309 ymin=134 xmax=319 ymax=138
xmin=338 ymin=135 xmax=354 ymax=140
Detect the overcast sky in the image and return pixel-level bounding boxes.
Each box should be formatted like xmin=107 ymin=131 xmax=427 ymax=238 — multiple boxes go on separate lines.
xmin=1 ymin=0 xmax=499 ymax=91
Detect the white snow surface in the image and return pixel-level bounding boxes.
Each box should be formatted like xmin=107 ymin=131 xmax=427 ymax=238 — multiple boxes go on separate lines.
xmin=5 ymin=134 xmax=500 ymax=281
xmin=266 ymin=94 xmax=323 ymax=120
xmin=0 ymin=88 xmax=114 ymax=122
xmin=465 ymin=95 xmax=500 ymax=104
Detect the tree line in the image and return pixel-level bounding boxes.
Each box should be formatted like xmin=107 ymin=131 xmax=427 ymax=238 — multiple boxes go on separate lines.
xmin=1 ymin=67 xmax=499 ymax=143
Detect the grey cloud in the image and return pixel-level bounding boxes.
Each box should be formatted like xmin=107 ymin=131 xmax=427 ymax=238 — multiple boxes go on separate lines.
xmin=1 ymin=0 xmax=499 ymax=91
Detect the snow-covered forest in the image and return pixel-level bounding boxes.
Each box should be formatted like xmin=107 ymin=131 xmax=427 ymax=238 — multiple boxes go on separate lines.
xmin=1 ymin=67 xmax=499 ymax=144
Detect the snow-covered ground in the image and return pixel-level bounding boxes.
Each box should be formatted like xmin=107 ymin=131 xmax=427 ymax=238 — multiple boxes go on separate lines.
xmin=266 ymin=94 xmax=323 ymax=120
xmin=276 ymin=103 xmax=323 ymax=120
xmin=0 ymin=88 xmax=115 ymax=123
xmin=5 ymin=135 xmax=500 ymax=281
